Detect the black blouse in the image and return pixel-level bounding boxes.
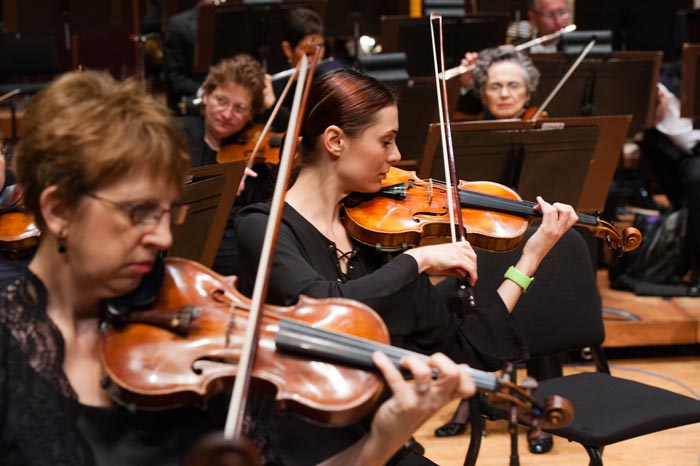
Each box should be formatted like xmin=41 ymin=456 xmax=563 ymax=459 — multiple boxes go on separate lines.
xmin=0 ymin=269 xmax=276 ymax=466
xmin=234 ymin=203 xmax=526 ymax=372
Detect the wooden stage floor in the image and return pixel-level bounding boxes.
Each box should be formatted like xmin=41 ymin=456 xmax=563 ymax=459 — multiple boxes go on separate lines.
xmin=416 ymin=356 xmax=700 ymax=466
xmin=598 ymin=270 xmax=700 ymax=348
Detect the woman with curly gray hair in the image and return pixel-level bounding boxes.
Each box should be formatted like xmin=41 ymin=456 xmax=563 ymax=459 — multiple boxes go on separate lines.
xmin=455 ymin=46 xmax=541 ymax=120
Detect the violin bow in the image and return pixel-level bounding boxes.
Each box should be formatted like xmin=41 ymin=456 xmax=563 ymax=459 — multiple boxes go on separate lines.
xmin=429 ymin=14 xmax=476 ymax=308
xmin=239 ymin=67 xmax=298 ymax=184
xmin=270 ymin=57 xmax=333 ymax=82
xmin=528 ymin=35 xmax=597 ymax=121
xmin=223 ymin=47 xmax=322 ymax=441
xmin=441 ymin=24 xmax=577 ymax=80
xmin=242 ymin=42 xmax=329 ymax=182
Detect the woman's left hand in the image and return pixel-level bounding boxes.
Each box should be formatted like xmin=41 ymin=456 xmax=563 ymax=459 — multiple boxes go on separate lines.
xmin=318 ymin=351 xmax=474 ymax=466
xmin=521 ymin=196 xmax=579 ymax=268
xmin=370 ymin=351 xmax=475 ymax=455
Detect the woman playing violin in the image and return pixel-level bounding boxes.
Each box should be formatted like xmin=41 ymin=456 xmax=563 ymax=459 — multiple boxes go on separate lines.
xmin=180 ymin=54 xmax=277 ymax=275
xmin=234 ymin=68 xmax=578 ymax=465
xmin=0 ymin=70 xmax=475 ymax=466
xmin=180 ymin=54 xmax=275 ymax=167
xmin=455 ymin=47 xmax=540 ymax=121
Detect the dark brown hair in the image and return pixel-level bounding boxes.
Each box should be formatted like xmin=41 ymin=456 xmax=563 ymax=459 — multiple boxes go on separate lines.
xmin=300 ymin=68 xmax=397 ymax=164
xmin=282 ymin=8 xmax=324 ymax=47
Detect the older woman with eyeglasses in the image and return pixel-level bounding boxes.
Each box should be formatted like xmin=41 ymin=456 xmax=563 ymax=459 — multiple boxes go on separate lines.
xmin=178 ymin=54 xmax=278 ymax=276
xmin=180 ymin=54 xmax=274 ymax=168
xmin=455 ymin=47 xmax=540 ymax=121
xmin=472 ymin=47 xmax=540 ymax=120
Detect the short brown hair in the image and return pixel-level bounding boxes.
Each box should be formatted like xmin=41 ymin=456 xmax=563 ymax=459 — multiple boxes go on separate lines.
xmin=14 ymin=70 xmax=191 ymax=230
xmin=202 ymin=54 xmax=266 ymax=115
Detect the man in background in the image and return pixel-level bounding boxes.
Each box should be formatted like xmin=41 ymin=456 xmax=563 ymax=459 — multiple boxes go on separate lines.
xmin=527 ymin=0 xmax=573 ymax=53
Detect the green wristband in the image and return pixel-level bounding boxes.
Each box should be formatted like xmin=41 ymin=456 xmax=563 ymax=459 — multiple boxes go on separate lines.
xmin=504 ymin=266 xmax=534 ymax=293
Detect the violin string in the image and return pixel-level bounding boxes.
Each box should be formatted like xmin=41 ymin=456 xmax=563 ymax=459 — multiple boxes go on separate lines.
xmin=396 ymin=179 xmax=598 ymax=225
xmin=276 ymin=318 xmax=499 ymax=392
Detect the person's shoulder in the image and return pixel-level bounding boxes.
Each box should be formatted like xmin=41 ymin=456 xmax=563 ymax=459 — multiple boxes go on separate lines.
xmin=179 ymin=114 xmax=204 ymax=135
xmin=236 ymin=202 xmax=271 ymax=229
xmin=167 ymin=6 xmax=198 ymax=29
xmin=237 ymin=203 xmax=303 ymax=231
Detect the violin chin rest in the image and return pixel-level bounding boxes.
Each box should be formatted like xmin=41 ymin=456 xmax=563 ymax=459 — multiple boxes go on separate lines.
xmin=106 ymin=254 xmax=166 ymax=316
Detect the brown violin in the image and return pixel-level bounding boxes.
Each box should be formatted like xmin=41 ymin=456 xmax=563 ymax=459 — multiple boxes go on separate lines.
xmin=521 ymin=106 xmax=548 ymax=121
xmin=342 ymin=167 xmax=641 ymax=255
xmin=99 ymin=258 xmax=573 ymax=430
xmin=216 ymin=123 xmax=283 ymax=165
xmin=0 ymin=184 xmax=40 ymax=252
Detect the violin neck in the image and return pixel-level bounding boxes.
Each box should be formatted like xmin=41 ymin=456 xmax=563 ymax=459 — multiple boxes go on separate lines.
xmin=275 ymin=318 xmax=499 ymax=392
xmin=458 ymin=189 xmax=599 ymax=228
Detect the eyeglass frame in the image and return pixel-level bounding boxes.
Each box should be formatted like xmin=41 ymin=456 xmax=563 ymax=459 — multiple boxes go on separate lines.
xmin=484 ymin=81 xmax=527 ymax=95
xmin=208 ymin=92 xmax=252 ymax=117
xmin=84 ymin=192 xmax=188 ymax=228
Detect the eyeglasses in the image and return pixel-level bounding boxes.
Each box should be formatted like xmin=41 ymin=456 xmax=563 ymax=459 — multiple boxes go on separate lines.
xmin=485 ymin=82 xmax=526 ymax=94
xmin=85 ymin=192 xmax=188 ymax=228
xmin=535 ymin=8 xmax=571 ymax=20
xmin=210 ymin=94 xmax=251 ymax=116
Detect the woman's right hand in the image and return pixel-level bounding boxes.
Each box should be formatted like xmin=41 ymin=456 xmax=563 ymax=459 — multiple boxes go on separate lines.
xmin=459 ymin=52 xmax=479 ymax=88
xmin=404 ymin=241 xmax=477 ymax=285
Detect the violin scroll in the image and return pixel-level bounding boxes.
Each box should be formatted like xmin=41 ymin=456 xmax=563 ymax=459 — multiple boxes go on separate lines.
xmin=486 ymin=375 xmax=574 ymax=431
xmin=582 ymin=218 xmax=642 ymax=256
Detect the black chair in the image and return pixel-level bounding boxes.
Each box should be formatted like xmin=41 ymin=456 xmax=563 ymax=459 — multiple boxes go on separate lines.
xmin=465 ymin=227 xmax=700 ymax=466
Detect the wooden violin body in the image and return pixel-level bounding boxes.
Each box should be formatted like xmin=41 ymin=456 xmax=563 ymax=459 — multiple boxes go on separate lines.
xmin=100 ymin=258 xmax=574 ymax=431
xmin=343 ymin=167 xmax=642 ymax=255
xmin=0 ymin=184 xmax=40 ymax=252
xmin=344 ymin=168 xmax=529 ymax=252
xmin=100 ymin=258 xmax=388 ymax=426
xmin=216 ymin=124 xmax=283 ymax=165
xmin=521 ymin=106 xmax=548 ymax=121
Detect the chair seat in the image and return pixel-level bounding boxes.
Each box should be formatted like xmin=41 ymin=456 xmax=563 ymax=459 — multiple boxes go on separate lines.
xmin=536 ymin=372 xmax=700 ymax=447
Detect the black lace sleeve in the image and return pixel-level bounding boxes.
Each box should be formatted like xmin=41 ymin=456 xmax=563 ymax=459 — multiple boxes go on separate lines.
xmin=0 ymin=271 xmax=94 ymax=466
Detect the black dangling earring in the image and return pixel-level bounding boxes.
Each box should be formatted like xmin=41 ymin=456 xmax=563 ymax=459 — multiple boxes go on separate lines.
xmin=57 ymin=230 xmax=67 ymax=254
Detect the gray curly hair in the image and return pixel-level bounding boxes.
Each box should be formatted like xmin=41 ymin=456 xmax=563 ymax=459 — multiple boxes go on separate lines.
xmin=472 ymin=47 xmax=540 ymax=97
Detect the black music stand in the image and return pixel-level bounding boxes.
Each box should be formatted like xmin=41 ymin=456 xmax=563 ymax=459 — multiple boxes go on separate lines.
xmin=168 ymin=161 xmax=246 ymax=268
xmin=681 ymin=43 xmax=700 ymax=128
xmin=529 ymin=51 xmax=662 ymax=138
xmin=194 ymin=1 xmax=326 ymax=74
xmin=573 ymin=0 xmax=690 ymax=60
xmin=418 ymin=115 xmax=632 ymax=213
xmin=380 ymin=14 xmax=508 ymax=77
xmin=560 ymin=30 xmax=613 ymax=58
xmin=323 ymin=0 xmax=407 ymax=40
xmin=394 ymin=76 xmax=461 ymax=168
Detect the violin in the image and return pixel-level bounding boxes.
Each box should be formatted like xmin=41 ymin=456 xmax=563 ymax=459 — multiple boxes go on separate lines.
xmin=0 ymin=184 xmax=40 ymax=253
xmin=99 ymin=257 xmax=574 ymax=430
xmin=216 ymin=123 xmax=283 ymax=165
xmin=342 ymin=167 xmax=641 ymax=255
xmin=521 ymin=106 xmax=548 ymax=121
